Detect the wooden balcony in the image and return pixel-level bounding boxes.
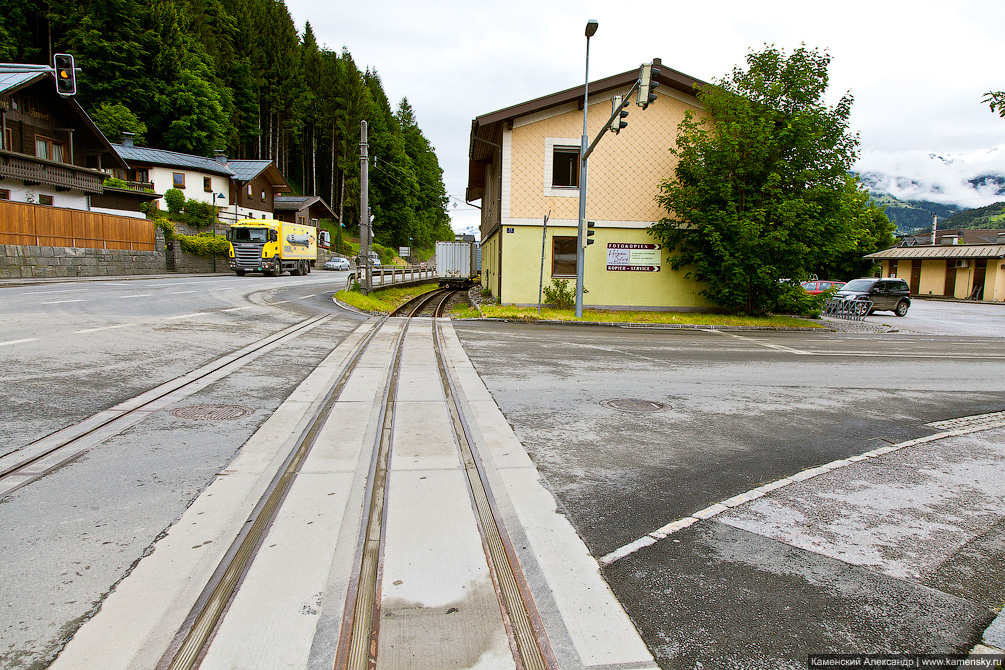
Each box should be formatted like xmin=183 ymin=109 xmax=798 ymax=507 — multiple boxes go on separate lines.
xmin=0 ymin=149 xmax=107 ymax=194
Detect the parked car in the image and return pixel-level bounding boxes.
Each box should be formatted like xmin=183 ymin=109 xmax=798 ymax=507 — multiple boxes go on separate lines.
xmin=801 ymin=280 xmax=846 ymax=295
xmin=834 ymin=277 xmax=911 ymax=316
xmin=323 ymin=257 xmax=350 ymax=271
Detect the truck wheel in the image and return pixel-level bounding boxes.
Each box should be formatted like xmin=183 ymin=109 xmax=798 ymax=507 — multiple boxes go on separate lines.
xmin=274 ymin=260 xmax=283 ymax=276
xmin=291 ymin=262 xmax=301 ymax=276
xmin=235 ymin=269 xmax=246 ymax=277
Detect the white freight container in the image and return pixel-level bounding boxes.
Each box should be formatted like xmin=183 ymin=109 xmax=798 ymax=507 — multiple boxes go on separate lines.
xmin=435 ymin=240 xmax=476 ymax=286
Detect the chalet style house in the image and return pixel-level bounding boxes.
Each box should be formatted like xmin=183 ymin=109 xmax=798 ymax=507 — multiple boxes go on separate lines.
xmin=0 ymin=67 xmax=156 ymax=217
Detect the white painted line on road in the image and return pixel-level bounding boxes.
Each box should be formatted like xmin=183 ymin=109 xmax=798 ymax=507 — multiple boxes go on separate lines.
xmin=166 ymin=312 xmax=208 ymax=320
xmin=75 ymin=323 xmax=138 ymax=334
xmin=21 ymin=288 xmax=88 ymax=295
xmin=220 ymin=306 xmax=253 ymax=312
xmin=116 ymin=294 xmax=152 ymax=299
xmin=265 ymin=300 xmax=289 ymax=305
xmin=598 ymin=412 xmax=1005 ymax=567
xmin=170 ymin=290 xmax=197 ymax=295
xmin=299 ymin=294 xmax=316 ymax=299
xmin=40 ymin=299 xmax=86 ymax=305
xmin=0 ymin=338 xmax=38 ymax=347
xmin=707 ymin=329 xmax=810 ymax=354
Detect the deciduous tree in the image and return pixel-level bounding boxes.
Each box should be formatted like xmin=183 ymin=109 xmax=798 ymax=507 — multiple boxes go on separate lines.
xmin=650 ymin=45 xmax=894 ymax=315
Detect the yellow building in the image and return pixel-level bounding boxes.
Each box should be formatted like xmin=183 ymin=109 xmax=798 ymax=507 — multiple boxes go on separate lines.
xmin=466 ymin=59 xmax=714 ymax=311
xmin=866 ymin=230 xmax=1005 ymax=302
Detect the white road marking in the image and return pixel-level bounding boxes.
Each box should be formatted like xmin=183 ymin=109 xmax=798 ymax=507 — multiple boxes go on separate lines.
xmin=116 ymin=294 xmax=152 ymax=299
xmin=166 ymin=312 xmax=208 ymax=320
xmin=40 ymin=299 xmax=86 ymax=305
xmin=75 ymin=323 xmax=138 ymax=334
xmin=220 ymin=306 xmax=253 ymax=312
xmin=598 ymin=412 xmax=1005 ymax=567
xmin=21 ymin=288 xmax=88 ymax=295
xmin=170 ymin=290 xmax=197 ymax=295
xmin=0 ymin=338 xmax=38 ymax=347
xmin=299 ymin=294 xmax=316 ymax=299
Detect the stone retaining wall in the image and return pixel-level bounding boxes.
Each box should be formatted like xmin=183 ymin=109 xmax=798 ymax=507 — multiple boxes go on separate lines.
xmin=0 ymin=229 xmax=223 ymax=279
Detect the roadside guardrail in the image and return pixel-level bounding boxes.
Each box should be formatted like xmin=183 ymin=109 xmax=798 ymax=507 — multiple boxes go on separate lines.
xmin=345 ymin=265 xmax=435 ymax=292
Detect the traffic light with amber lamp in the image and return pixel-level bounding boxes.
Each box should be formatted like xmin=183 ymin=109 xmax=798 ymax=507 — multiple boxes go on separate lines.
xmin=637 ymin=62 xmax=659 ymax=109
xmin=610 ymin=95 xmax=629 ymax=134
xmin=54 ymin=54 xmax=76 ymax=96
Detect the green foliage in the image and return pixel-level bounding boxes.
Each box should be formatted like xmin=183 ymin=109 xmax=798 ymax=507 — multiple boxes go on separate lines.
xmin=35 ymin=0 xmax=451 ymax=255
xmin=184 ymin=198 xmax=215 ymax=228
xmin=103 ymin=176 xmax=129 ymax=189
xmin=984 ymin=91 xmax=1005 ymax=118
xmin=650 ymin=45 xmax=895 ymax=315
xmin=938 ymin=200 xmax=1005 ymax=229
xmin=176 ymin=232 xmax=229 ymax=257
xmin=154 ymin=217 xmax=176 ymax=239
xmin=773 ymin=281 xmax=828 ymax=317
xmin=90 ymin=102 xmax=148 ymax=145
xmin=164 ymin=188 xmax=185 ymax=215
xmin=542 ymin=279 xmax=576 ymax=309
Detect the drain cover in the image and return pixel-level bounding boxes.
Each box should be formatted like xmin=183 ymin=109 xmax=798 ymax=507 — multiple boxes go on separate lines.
xmin=600 ymin=398 xmax=667 ymax=413
xmin=170 ymin=404 xmax=252 ymax=421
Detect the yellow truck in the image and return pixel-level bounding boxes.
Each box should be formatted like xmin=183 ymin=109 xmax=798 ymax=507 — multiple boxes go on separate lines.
xmin=225 ymin=218 xmax=317 ymax=276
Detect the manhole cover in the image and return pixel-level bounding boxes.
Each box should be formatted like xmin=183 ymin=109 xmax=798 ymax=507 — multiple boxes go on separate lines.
xmin=600 ymin=398 xmax=667 ymax=413
xmin=170 ymin=404 xmax=252 ymax=421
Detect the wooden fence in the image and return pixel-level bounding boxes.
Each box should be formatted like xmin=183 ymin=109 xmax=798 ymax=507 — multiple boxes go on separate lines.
xmin=0 ymin=200 xmax=155 ymax=251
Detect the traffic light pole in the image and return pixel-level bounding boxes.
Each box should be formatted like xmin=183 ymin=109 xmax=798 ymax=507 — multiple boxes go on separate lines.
xmin=575 ymin=25 xmax=596 ymax=319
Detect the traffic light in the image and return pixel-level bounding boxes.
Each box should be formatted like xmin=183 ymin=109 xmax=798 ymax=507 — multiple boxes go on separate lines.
xmin=584 ymin=220 xmax=595 ymax=248
xmin=637 ymin=62 xmax=659 ymax=109
xmin=610 ymin=95 xmax=628 ymax=134
xmin=53 ymin=54 xmax=76 ymax=96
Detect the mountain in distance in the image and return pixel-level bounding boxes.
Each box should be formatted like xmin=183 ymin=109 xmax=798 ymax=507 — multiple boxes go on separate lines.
xmin=855 ymin=145 xmax=1005 ymax=233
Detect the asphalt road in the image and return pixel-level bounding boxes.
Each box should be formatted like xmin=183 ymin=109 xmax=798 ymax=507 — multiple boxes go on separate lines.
xmin=451 ymin=318 xmax=1005 ymax=668
xmin=0 ymin=272 xmax=363 ymax=669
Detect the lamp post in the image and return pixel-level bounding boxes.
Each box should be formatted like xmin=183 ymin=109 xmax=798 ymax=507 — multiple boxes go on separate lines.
xmin=214 ymin=192 xmax=226 ymax=273
xmin=576 ymin=19 xmax=598 ymax=318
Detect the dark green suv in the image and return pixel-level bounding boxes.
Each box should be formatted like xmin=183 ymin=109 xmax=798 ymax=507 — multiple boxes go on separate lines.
xmin=834 ymin=278 xmax=911 ymax=316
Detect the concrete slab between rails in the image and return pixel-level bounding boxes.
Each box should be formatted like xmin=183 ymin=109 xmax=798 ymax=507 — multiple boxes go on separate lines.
xmin=437 ymin=321 xmax=659 ymax=670
xmin=47 ymin=324 xmax=381 ymax=670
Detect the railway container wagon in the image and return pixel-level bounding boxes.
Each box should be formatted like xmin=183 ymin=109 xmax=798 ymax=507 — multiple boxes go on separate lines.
xmin=226 ymin=218 xmax=317 ymax=276
xmin=435 ymin=240 xmax=478 ymax=288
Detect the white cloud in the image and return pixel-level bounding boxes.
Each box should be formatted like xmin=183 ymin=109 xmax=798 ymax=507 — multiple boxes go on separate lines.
xmin=855 ymin=146 xmax=1005 ymax=207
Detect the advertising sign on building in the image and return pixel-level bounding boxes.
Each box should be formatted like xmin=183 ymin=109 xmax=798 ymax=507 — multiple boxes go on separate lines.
xmin=606 ymin=243 xmax=661 ymax=272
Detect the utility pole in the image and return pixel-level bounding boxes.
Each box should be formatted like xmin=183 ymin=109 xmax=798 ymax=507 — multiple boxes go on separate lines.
xmin=360 ymin=120 xmax=370 ymax=294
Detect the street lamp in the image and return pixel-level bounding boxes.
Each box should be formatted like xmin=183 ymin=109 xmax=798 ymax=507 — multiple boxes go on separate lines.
xmin=214 ymin=192 xmax=226 ymax=273
xmin=576 ymin=19 xmax=598 ymax=318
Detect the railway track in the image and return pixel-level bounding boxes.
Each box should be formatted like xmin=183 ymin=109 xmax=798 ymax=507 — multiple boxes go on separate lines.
xmin=0 ymin=314 xmax=332 ymax=499
xmin=144 ymin=302 xmax=552 ymax=669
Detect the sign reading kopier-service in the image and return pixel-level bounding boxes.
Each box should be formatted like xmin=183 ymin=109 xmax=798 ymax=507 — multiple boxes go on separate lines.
xmin=607 ymin=243 xmax=661 ymax=272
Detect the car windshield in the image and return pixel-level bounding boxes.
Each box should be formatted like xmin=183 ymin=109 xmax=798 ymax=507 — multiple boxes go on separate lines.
xmin=230 ymin=227 xmax=268 ymax=243
xmin=842 ymin=279 xmax=876 ymax=291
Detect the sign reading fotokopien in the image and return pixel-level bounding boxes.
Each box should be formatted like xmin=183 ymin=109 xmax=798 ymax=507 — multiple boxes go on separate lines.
xmin=606 ymin=243 xmax=661 ymax=272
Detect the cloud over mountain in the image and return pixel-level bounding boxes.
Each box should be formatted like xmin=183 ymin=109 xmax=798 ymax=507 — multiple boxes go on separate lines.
xmin=854 ymin=146 xmax=1005 ymax=209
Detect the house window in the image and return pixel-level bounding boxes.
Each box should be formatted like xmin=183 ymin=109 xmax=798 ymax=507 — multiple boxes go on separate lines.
xmin=552 ymin=148 xmax=579 ymax=187
xmin=261 ymin=189 xmax=266 ymax=201
xmin=204 ymin=177 xmax=212 ymax=192
xmin=247 ymin=184 xmax=253 ymax=197
xmin=889 ymin=260 xmax=898 ymax=278
xmin=0 ymin=189 xmax=10 ymax=200
xmin=2 ymin=128 xmax=11 ymax=151
xmin=35 ymin=136 xmax=67 ymax=162
xmin=552 ymin=236 xmax=578 ymax=277
xmin=39 ymin=194 xmax=54 ymax=206
xmin=173 ymin=172 xmax=185 ymax=188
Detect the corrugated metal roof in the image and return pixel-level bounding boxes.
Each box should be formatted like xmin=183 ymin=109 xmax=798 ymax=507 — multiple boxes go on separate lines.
xmin=112 ymin=144 xmax=235 ymax=177
xmin=0 ymin=70 xmax=47 ymax=94
xmin=273 ymin=196 xmax=314 ymax=209
xmin=227 ymin=160 xmax=272 ymax=181
xmin=866 ymin=244 xmax=1005 ymax=259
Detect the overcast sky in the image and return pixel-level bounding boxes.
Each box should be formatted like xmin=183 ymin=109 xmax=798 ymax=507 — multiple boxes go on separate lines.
xmin=287 ymin=0 xmax=1005 ymax=232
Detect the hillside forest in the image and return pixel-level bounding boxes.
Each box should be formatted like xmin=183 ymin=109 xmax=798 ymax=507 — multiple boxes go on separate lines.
xmin=0 ymin=0 xmax=455 ymax=251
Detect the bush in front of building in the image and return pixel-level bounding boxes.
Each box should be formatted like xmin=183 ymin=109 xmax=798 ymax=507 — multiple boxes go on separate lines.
xmin=176 ymin=232 xmax=230 ymax=257
xmin=542 ymin=279 xmax=576 ymax=309
xmin=164 ymin=188 xmax=186 ymax=215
